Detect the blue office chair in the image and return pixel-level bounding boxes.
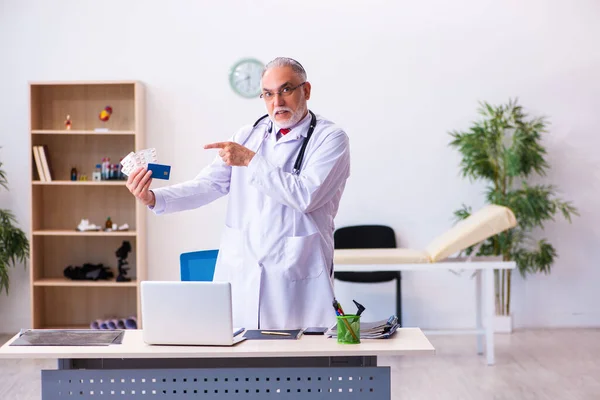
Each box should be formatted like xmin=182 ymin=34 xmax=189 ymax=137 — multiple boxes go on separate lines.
xmin=180 ymin=249 xmax=219 ymax=282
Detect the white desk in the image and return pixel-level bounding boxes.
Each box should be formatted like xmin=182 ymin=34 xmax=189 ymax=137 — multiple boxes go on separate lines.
xmin=0 ymin=328 xmax=434 ymax=399
xmin=334 ymin=250 xmax=516 ymax=365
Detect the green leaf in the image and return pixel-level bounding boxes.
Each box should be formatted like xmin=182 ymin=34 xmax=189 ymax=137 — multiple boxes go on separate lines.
xmin=0 ymin=161 xmax=7 ymax=191
xmin=0 ymin=159 xmax=30 ymax=296
xmin=511 ymin=239 xmax=557 ymax=277
xmin=453 ymin=204 xmax=472 ymax=223
xmin=504 ymin=148 xmax=521 ymax=178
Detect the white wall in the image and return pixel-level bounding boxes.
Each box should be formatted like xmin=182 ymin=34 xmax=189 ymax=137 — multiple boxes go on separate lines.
xmin=1 ymin=0 xmax=599 ymax=333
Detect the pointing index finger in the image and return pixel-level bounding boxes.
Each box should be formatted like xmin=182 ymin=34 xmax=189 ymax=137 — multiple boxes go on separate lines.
xmin=204 ymin=142 xmax=228 ymax=149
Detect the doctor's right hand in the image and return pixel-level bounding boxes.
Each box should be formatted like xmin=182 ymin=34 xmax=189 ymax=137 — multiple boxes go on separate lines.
xmin=126 ymin=167 xmax=155 ymax=207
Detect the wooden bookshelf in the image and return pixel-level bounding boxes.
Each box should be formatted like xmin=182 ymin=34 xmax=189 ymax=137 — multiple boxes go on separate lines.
xmin=33 ymin=180 xmax=128 ymax=186
xmin=32 ymin=130 xmax=135 ymax=135
xmin=29 ymin=81 xmax=146 ymax=330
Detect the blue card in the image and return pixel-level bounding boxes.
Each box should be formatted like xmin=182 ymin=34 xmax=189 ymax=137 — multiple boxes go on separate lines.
xmin=147 ymin=163 xmax=171 ymax=180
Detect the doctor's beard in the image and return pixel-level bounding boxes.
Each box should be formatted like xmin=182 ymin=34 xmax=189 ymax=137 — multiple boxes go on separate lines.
xmin=270 ymin=103 xmax=307 ymax=129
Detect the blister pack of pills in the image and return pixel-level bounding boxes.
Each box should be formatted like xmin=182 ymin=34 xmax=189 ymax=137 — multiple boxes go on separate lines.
xmin=120 ymin=148 xmax=158 ymax=176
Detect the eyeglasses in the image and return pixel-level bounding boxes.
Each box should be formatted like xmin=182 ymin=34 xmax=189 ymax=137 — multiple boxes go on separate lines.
xmin=260 ymin=82 xmax=306 ymax=100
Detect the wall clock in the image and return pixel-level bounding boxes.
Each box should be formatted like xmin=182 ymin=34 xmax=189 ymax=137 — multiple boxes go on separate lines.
xmin=229 ymin=58 xmax=264 ymax=98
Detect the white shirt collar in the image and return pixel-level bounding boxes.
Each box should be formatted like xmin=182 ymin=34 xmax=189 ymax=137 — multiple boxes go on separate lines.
xmin=272 ymin=111 xmax=312 ymax=141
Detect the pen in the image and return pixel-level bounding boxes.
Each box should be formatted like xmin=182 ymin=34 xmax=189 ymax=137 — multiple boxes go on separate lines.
xmin=333 ymin=299 xmax=345 ymax=316
xmin=336 ymin=300 xmax=345 ymax=315
xmin=261 ymin=331 xmax=291 ymax=336
xmin=332 ymin=300 xmax=340 ymax=316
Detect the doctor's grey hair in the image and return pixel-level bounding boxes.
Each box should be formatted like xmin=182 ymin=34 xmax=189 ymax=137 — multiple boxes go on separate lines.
xmin=262 ymin=57 xmax=307 ymax=82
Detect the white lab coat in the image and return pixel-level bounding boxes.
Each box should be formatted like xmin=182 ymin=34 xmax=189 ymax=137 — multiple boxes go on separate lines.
xmin=151 ymin=111 xmax=350 ymax=330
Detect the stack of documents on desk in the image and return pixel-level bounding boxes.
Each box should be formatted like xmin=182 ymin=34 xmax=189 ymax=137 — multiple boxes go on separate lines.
xmin=327 ymin=315 xmax=399 ymax=339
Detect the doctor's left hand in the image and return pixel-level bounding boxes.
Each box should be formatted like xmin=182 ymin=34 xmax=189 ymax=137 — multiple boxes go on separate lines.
xmin=204 ymin=142 xmax=255 ymax=167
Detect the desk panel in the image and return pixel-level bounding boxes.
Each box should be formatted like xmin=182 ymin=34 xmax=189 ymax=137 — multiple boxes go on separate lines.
xmin=43 ymin=365 xmax=390 ymax=399
xmin=0 ymin=328 xmax=434 ymax=359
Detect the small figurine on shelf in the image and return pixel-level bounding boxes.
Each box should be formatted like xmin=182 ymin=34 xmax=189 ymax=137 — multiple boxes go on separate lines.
xmin=65 ymin=114 xmax=72 ymax=130
xmin=70 ymin=167 xmax=77 ymax=181
xmin=96 ymin=106 xmax=113 ymax=132
xmin=99 ymin=106 xmax=112 ymax=122
xmin=76 ymin=219 xmax=101 ymax=232
xmin=115 ymin=240 xmax=132 ymax=282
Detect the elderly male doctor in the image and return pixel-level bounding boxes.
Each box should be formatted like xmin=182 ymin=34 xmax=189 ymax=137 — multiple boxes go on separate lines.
xmin=127 ymin=57 xmax=350 ymax=330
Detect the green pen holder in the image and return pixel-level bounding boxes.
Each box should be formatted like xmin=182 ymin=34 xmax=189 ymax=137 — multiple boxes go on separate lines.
xmin=336 ymin=314 xmax=361 ymax=344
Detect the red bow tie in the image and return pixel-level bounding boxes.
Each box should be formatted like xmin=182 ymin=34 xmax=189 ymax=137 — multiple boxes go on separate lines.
xmin=279 ymin=128 xmax=291 ymax=135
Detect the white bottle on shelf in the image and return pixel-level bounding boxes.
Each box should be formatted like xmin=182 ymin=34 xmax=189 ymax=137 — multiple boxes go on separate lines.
xmin=92 ymin=164 xmax=102 ymax=181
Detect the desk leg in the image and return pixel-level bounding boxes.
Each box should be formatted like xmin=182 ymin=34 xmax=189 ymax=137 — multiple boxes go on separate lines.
xmin=475 ymin=270 xmax=483 ymax=355
xmin=483 ymin=268 xmax=495 ymax=365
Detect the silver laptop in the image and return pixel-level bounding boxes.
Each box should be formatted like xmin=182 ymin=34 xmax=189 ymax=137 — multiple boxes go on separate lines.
xmin=141 ymin=281 xmax=246 ymax=346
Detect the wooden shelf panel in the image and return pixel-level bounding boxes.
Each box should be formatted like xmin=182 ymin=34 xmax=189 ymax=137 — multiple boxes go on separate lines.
xmin=39 ymin=326 xmax=136 ymax=331
xmin=30 ymin=83 xmax=136 ymax=131
xmin=38 ymin=325 xmax=95 ymax=330
xmin=31 ymin=134 xmax=134 ymax=181
xmin=33 ymin=230 xmax=137 ymax=236
xmin=33 ymin=180 xmax=127 ymax=186
xmin=31 ymin=235 xmax=138 ymax=283
xmin=32 ymin=185 xmax=136 ymax=231
xmin=32 ymin=130 xmax=135 ymax=135
xmin=34 ymin=278 xmax=137 ymax=287
xmin=29 ymin=80 xmax=139 ymax=85
xmin=34 ymin=286 xmax=138 ymax=329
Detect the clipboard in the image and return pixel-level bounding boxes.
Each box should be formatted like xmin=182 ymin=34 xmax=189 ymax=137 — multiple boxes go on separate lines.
xmin=242 ymin=329 xmax=303 ymax=340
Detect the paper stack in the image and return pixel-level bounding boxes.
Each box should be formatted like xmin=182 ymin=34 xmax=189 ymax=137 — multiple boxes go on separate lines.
xmin=327 ymin=315 xmax=400 ymax=339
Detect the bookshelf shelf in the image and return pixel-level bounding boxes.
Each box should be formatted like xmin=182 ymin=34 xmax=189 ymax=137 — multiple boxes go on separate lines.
xmin=33 ymin=278 xmax=137 ymax=288
xmin=33 ymin=180 xmax=127 ymax=186
xmin=32 ymin=230 xmax=137 ymax=237
xmin=40 ymin=325 xmax=94 ymax=330
xmin=29 ymin=80 xmax=146 ymax=330
xmin=32 ymin=130 xmax=135 ymax=136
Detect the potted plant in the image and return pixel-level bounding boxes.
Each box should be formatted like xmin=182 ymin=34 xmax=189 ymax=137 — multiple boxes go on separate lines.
xmin=448 ymin=99 xmax=578 ymax=332
xmin=0 ymin=156 xmax=29 ymax=295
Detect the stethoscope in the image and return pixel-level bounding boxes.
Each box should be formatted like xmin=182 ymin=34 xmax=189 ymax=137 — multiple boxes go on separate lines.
xmin=250 ymin=110 xmax=317 ymax=175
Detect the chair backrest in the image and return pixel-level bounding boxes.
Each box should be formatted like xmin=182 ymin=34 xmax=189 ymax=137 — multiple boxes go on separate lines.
xmin=334 ymin=225 xmax=397 ymax=249
xmin=180 ymin=249 xmax=219 ymax=282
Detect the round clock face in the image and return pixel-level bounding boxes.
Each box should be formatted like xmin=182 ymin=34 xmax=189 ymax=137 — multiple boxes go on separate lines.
xmin=229 ymin=58 xmax=264 ymax=98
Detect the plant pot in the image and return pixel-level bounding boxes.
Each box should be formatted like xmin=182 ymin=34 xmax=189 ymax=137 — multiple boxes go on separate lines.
xmin=493 ymin=314 xmax=513 ymax=333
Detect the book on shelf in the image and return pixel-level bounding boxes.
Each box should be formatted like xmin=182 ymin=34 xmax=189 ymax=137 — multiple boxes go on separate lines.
xmin=32 ymin=145 xmax=53 ymax=182
xmin=32 ymin=146 xmax=45 ymax=181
